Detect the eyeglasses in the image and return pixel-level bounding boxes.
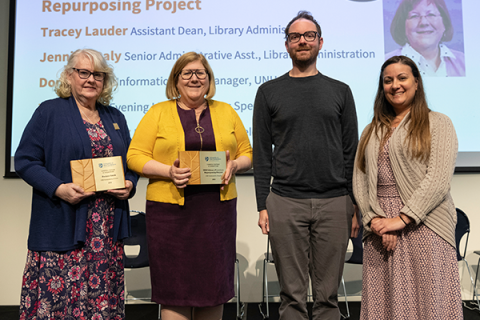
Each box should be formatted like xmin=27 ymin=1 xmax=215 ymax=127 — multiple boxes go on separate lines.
xmin=180 ymin=69 xmax=208 ymax=80
xmin=407 ymin=12 xmax=442 ymax=23
xmin=72 ymin=68 xmax=106 ymax=81
xmin=286 ymin=31 xmax=319 ymax=43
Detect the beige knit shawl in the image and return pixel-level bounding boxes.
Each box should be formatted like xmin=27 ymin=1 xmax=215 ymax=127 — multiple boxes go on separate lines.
xmin=353 ymin=111 xmax=458 ymax=247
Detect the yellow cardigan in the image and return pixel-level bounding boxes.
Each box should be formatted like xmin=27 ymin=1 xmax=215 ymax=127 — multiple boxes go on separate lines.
xmin=127 ymin=99 xmax=252 ymax=205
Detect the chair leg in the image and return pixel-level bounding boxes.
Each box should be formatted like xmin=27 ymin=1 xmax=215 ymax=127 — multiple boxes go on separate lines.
xmin=340 ymin=276 xmax=350 ymax=319
xmin=474 ymin=257 xmax=480 ymax=301
xmin=307 ymin=279 xmax=312 ymax=303
xmin=235 ymin=259 xmax=244 ymax=319
xmin=462 ymin=258 xmax=480 ymax=310
xmin=258 ymin=259 xmax=270 ymax=319
xmin=124 ymin=277 xmax=129 ymax=301
xmin=158 ymin=304 xmax=162 ymax=319
xmin=265 ymin=259 xmax=270 ymax=319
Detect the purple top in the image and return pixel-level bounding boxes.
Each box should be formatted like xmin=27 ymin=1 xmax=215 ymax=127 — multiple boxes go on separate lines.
xmin=177 ymin=103 xmax=218 ymax=194
xmin=177 ymin=103 xmax=216 ymax=151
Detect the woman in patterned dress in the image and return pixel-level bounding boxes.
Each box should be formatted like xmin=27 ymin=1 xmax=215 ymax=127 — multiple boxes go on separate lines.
xmin=127 ymin=52 xmax=252 ymax=320
xmin=15 ymin=49 xmax=138 ymax=320
xmin=353 ymin=55 xmax=462 ymax=319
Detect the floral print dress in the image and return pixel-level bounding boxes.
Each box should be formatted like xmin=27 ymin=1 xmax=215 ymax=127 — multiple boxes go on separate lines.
xmin=20 ymin=120 xmax=125 ymax=320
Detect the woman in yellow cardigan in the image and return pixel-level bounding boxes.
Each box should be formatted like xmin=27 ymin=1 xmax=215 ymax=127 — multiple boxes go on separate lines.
xmin=127 ymin=52 xmax=252 ymax=320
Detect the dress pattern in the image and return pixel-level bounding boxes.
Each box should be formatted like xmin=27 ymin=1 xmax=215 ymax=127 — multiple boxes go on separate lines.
xmin=19 ymin=120 xmax=125 ymax=320
xmin=360 ymin=133 xmax=463 ymax=320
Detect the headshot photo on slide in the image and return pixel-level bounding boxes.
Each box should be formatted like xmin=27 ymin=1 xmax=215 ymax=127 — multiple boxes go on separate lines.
xmin=383 ymin=0 xmax=466 ymax=77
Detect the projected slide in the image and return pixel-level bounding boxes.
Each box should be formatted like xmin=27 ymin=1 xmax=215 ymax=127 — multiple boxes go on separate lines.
xmin=8 ymin=0 xmax=480 ymax=172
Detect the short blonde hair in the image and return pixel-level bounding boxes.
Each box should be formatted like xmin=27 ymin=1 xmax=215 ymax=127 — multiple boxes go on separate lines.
xmin=166 ymin=52 xmax=216 ymax=100
xmin=55 ymin=49 xmax=118 ymax=106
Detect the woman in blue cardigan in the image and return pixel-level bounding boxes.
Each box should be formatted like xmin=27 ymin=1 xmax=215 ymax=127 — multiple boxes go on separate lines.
xmin=15 ymin=48 xmax=138 ymax=320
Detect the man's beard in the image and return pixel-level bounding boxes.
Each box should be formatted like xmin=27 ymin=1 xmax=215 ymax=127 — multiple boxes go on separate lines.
xmin=289 ymin=45 xmax=319 ymax=68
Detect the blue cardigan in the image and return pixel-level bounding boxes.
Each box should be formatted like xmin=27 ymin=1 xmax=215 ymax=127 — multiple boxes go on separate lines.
xmin=15 ymin=96 xmax=138 ymax=252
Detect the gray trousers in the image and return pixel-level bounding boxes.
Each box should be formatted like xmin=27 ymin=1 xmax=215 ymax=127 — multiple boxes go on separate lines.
xmin=266 ymin=192 xmax=353 ymax=320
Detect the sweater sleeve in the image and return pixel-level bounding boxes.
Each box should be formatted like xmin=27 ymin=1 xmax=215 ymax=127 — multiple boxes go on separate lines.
xmin=252 ymin=87 xmax=272 ymax=211
xmin=399 ymin=113 xmax=458 ymax=223
xmin=232 ymin=108 xmax=253 ymax=161
xmin=341 ymin=86 xmax=359 ymax=204
xmin=352 ymin=125 xmax=383 ymax=229
xmin=15 ymin=107 xmax=64 ymax=199
xmin=127 ymin=107 xmax=160 ymax=177
xmin=116 ymin=110 xmax=139 ymax=198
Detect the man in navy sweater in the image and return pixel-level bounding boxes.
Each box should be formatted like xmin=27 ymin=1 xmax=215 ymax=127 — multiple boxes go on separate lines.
xmin=253 ymin=11 xmax=359 ymax=320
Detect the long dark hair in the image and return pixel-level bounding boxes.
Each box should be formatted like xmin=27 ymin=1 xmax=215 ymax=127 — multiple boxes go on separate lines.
xmin=357 ymin=56 xmax=431 ymax=172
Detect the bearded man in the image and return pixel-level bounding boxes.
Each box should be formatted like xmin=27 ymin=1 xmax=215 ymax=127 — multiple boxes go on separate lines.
xmin=253 ymin=11 xmax=360 ymax=320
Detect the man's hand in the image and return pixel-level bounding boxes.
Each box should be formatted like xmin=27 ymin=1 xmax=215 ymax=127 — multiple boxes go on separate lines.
xmin=351 ymin=205 xmax=360 ymax=238
xmin=258 ymin=210 xmax=269 ymax=234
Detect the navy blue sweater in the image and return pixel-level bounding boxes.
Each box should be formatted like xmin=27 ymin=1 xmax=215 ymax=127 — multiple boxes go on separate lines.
xmin=15 ymin=96 xmax=138 ymax=252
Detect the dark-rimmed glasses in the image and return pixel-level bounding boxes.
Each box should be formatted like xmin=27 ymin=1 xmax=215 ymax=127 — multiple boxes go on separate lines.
xmin=180 ymin=69 xmax=208 ymax=80
xmin=286 ymin=31 xmax=319 ymax=43
xmin=72 ymin=68 xmax=106 ymax=81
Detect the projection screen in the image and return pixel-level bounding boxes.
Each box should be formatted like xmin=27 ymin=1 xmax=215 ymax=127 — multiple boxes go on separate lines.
xmin=5 ymin=0 xmax=480 ymax=176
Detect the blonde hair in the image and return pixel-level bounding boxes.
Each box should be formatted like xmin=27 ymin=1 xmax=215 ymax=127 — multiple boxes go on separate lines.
xmin=55 ymin=49 xmax=118 ymax=106
xmin=165 ymin=52 xmax=216 ymax=100
xmin=357 ymin=56 xmax=431 ymax=173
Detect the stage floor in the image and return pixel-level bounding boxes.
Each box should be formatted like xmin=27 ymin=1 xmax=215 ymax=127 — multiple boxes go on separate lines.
xmin=2 ymin=301 xmax=479 ymax=319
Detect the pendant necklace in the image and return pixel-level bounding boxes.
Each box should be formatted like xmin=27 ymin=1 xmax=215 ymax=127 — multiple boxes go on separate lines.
xmin=179 ymin=100 xmax=207 ymax=151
